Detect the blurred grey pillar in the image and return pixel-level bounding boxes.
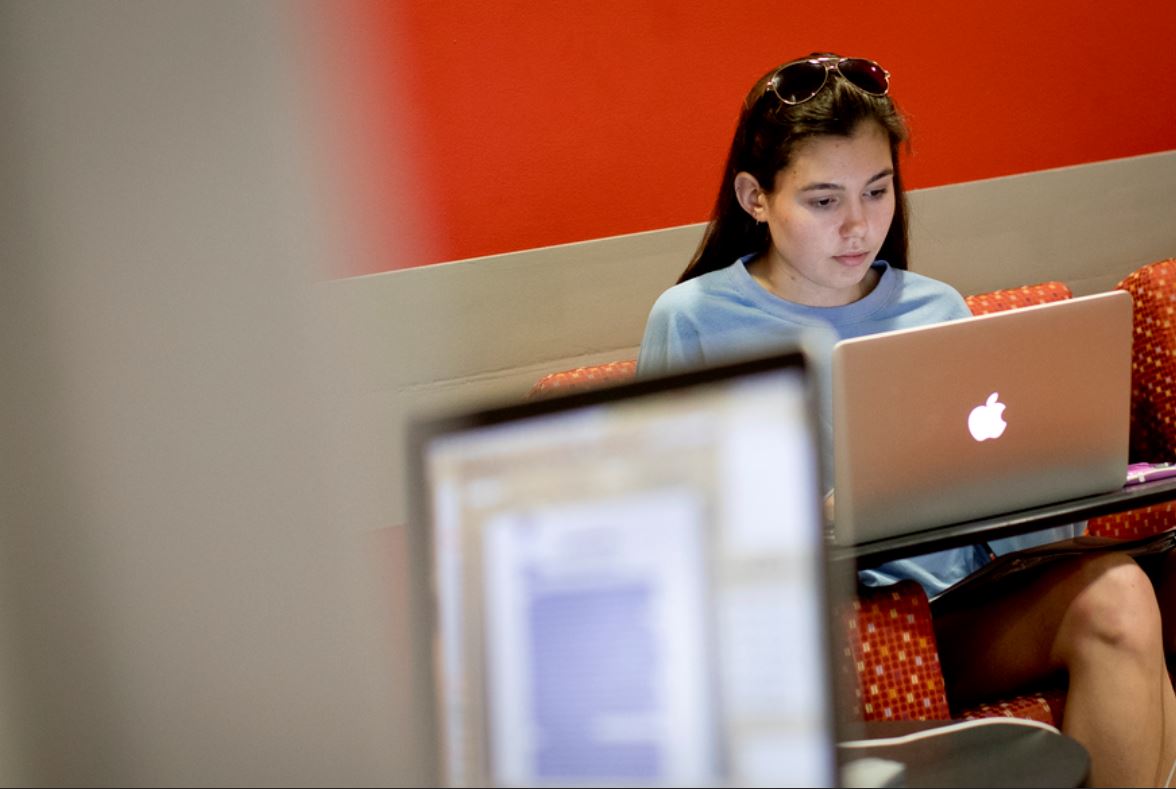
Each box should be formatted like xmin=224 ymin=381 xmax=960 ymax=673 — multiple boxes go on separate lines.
xmin=0 ymin=1 xmax=429 ymax=785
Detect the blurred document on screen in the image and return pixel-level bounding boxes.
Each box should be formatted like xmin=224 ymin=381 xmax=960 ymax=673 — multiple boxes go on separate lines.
xmin=482 ymin=489 xmax=716 ymax=787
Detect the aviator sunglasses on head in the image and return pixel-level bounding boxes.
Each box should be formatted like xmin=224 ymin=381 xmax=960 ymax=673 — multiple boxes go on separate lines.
xmin=766 ymin=56 xmax=890 ymax=105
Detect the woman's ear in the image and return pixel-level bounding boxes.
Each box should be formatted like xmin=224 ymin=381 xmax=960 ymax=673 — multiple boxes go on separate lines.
xmin=733 ymin=172 xmax=768 ymax=223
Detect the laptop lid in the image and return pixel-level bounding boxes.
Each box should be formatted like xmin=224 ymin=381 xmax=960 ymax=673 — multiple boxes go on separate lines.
xmin=831 ymin=289 xmax=1133 ymax=546
xmin=407 ymin=350 xmax=847 ymax=787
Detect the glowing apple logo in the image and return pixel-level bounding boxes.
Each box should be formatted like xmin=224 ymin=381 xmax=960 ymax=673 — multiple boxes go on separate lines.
xmin=967 ymin=392 xmax=1008 ymax=442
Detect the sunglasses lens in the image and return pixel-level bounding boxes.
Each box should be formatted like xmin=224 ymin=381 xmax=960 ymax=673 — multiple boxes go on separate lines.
xmin=837 ymin=58 xmax=889 ymax=95
xmin=772 ymin=61 xmax=828 ymax=104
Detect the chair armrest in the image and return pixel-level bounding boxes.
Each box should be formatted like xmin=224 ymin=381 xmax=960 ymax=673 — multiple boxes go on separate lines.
xmin=839 ymin=580 xmax=952 ymax=721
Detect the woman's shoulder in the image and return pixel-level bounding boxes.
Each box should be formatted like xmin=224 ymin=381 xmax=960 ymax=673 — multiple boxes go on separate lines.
xmin=869 ymin=263 xmax=970 ymax=324
xmin=887 ymin=266 xmax=969 ymax=307
xmin=888 ymin=265 xmax=963 ymax=294
xmin=649 ymin=263 xmax=746 ymax=314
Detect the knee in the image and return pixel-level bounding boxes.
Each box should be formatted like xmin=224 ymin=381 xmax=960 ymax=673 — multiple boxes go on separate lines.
xmin=1054 ymin=554 xmax=1162 ymax=664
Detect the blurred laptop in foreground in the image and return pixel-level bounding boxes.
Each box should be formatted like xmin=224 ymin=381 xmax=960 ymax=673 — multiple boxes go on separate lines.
xmin=408 ymin=349 xmax=846 ymax=787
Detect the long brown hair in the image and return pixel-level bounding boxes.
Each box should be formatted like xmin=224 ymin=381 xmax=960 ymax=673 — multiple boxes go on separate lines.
xmin=679 ymin=54 xmax=910 ymax=284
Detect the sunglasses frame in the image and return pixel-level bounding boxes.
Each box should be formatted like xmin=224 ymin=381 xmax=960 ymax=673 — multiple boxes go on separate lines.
xmin=766 ymin=56 xmax=891 ymax=106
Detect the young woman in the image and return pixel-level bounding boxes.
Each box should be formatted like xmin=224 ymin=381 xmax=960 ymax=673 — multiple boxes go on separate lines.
xmin=637 ymin=53 xmax=1176 ymax=787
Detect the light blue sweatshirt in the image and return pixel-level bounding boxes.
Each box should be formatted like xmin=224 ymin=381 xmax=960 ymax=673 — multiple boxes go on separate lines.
xmin=637 ymin=256 xmax=1079 ymax=597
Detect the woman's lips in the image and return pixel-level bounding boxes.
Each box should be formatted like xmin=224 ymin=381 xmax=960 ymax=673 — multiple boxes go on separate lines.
xmin=834 ymin=252 xmax=870 ymax=267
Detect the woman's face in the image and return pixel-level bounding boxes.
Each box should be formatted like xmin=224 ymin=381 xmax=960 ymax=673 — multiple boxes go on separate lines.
xmin=753 ymin=120 xmax=896 ymax=307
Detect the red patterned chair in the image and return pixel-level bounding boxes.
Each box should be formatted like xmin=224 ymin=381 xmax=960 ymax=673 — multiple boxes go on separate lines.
xmin=526 ymin=268 xmax=1176 ymax=727
xmin=838 ymin=580 xmax=951 ymax=721
xmin=1086 ymin=258 xmax=1176 ymax=540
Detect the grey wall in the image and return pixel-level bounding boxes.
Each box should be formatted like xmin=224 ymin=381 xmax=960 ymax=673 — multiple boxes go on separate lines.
xmin=908 ymin=153 xmax=1176 ymax=297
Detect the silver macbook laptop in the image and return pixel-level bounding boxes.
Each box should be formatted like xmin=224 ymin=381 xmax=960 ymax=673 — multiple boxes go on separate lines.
xmin=831 ymin=289 xmax=1133 ymax=546
xmin=407 ymin=351 xmax=849 ymax=787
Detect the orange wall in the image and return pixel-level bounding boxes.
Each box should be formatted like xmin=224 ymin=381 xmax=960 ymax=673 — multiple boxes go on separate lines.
xmin=315 ymin=1 xmax=1176 ymax=275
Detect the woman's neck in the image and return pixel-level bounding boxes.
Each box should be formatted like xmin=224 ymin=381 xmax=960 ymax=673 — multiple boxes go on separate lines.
xmin=746 ymin=256 xmax=882 ymax=307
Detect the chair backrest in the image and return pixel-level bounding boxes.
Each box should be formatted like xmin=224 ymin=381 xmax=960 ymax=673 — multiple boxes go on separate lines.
xmin=1117 ymin=258 xmax=1176 ymax=460
xmin=964 ymin=280 xmax=1073 ymax=316
xmin=527 ymin=359 xmax=637 ymax=399
xmin=1086 ymin=258 xmax=1176 ymax=540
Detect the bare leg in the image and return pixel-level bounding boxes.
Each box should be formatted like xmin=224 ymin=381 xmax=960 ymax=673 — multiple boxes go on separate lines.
xmin=934 ymin=552 xmax=1176 ymax=787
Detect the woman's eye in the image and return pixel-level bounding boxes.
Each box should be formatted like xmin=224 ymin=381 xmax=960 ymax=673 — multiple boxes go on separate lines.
xmin=810 ymin=196 xmax=837 ymax=209
xmin=866 ymin=186 xmax=890 ymax=200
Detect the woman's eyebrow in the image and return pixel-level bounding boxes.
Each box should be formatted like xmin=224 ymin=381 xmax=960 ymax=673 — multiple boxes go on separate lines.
xmin=799 ymin=168 xmax=895 ymax=192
